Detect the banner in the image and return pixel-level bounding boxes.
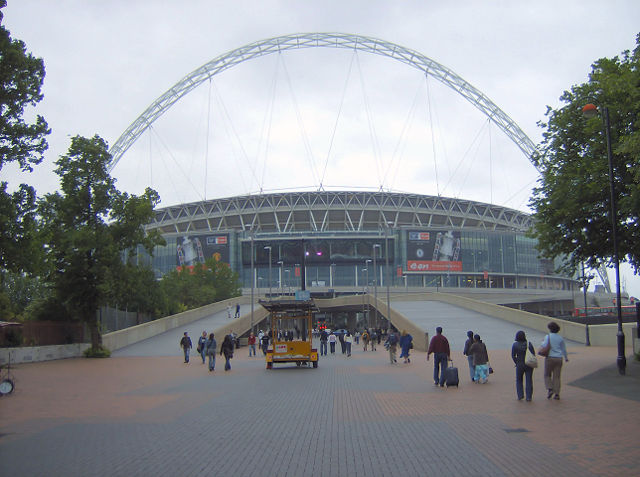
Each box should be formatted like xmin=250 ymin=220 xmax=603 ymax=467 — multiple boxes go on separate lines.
xmin=406 ymin=230 xmax=462 ymax=273
xmin=176 ymin=234 xmax=229 ymax=268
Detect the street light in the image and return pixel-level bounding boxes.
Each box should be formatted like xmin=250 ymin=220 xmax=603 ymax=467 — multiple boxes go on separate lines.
xmin=250 ymin=231 xmax=255 ymax=333
xmin=277 ymin=260 xmax=284 ymax=296
xmin=582 ymin=103 xmax=626 ymax=375
xmin=264 ymin=246 xmax=272 ymax=299
xmin=385 ymin=223 xmax=392 ymax=330
xmin=362 ymin=267 xmax=368 ymax=327
xmin=373 ymin=244 xmax=381 ymax=328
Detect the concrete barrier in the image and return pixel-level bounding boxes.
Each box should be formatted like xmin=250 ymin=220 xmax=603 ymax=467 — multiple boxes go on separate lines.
xmin=102 ymin=296 xmax=254 ymax=352
xmin=0 ymin=343 xmax=91 ymax=365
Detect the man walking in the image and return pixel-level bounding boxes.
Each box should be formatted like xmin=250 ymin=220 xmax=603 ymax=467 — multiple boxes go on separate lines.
xmin=427 ymin=326 xmax=450 ymax=387
xmin=179 ymin=331 xmax=192 ymax=363
xmin=385 ymin=330 xmax=399 ymax=364
xmin=319 ymin=328 xmax=328 ymax=356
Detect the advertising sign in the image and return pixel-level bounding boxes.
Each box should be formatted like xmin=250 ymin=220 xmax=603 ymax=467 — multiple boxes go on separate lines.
xmin=406 ymin=230 xmax=462 ymax=273
xmin=176 ymin=234 xmax=230 ymax=269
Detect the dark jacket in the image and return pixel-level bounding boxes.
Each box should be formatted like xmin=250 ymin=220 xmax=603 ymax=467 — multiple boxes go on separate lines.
xmin=206 ymin=338 xmax=217 ymax=355
xmin=180 ymin=336 xmax=192 ymax=349
xmin=468 ymin=341 xmax=488 ymax=366
xmin=463 ymin=338 xmax=474 ymax=356
xmin=511 ymin=341 xmax=535 ymax=367
xmin=220 ymin=337 xmax=234 ymax=358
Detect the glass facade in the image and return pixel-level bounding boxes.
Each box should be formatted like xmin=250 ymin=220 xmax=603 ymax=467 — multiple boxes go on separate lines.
xmin=144 ymin=229 xmax=577 ymax=292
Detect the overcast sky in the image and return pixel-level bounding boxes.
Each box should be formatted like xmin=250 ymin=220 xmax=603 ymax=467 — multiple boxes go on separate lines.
xmin=3 ymin=0 xmax=639 ymax=297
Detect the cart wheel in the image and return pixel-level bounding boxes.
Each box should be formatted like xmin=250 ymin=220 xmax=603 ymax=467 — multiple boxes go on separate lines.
xmin=0 ymin=378 xmax=14 ymax=395
xmin=312 ymin=361 xmax=318 ymax=368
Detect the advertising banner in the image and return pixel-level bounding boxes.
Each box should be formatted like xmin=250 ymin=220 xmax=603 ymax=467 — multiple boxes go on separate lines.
xmin=406 ymin=230 xmax=462 ymax=273
xmin=176 ymin=234 xmax=230 ymax=269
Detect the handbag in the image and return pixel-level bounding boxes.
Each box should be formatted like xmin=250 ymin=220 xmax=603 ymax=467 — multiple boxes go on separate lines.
xmin=538 ymin=335 xmax=550 ymax=357
xmin=488 ymin=364 xmax=494 ymax=374
xmin=525 ymin=342 xmax=538 ymax=368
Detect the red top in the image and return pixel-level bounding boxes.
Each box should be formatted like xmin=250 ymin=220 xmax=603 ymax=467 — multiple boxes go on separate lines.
xmin=427 ymin=334 xmax=450 ymax=356
xmin=248 ymin=336 xmax=256 ymax=345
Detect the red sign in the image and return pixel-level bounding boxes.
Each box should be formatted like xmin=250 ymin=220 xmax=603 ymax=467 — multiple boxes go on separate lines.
xmin=215 ymin=236 xmax=227 ymax=245
xmin=294 ymin=267 xmax=301 ymax=277
xmin=406 ymin=260 xmax=462 ymax=272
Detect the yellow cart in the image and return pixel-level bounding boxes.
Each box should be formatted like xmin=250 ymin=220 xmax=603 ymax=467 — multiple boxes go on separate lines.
xmin=260 ymin=299 xmax=319 ymax=369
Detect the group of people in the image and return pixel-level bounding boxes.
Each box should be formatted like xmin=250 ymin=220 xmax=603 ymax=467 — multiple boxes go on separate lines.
xmin=179 ymin=331 xmax=235 ymax=372
xmin=384 ymin=330 xmax=414 ymax=364
xmin=226 ymin=303 xmax=241 ymax=319
xmin=425 ymin=321 xmax=569 ymax=400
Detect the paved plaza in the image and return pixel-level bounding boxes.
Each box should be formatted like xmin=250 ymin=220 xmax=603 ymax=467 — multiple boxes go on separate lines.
xmin=1 ymin=326 xmax=639 ymax=476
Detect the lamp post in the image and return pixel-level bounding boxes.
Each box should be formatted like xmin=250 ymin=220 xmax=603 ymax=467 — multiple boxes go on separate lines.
xmin=264 ymin=246 xmax=272 ymax=300
xmin=362 ymin=266 xmax=368 ymax=327
xmin=373 ymin=244 xmax=380 ymax=329
xmin=250 ymin=231 xmax=255 ymax=333
xmin=385 ymin=223 xmax=392 ymax=329
xmin=277 ymin=260 xmax=284 ymax=296
xmin=582 ymin=103 xmax=626 ymax=375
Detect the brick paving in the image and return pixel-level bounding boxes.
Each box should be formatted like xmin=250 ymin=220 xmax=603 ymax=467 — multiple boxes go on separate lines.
xmin=1 ymin=340 xmax=639 ymax=476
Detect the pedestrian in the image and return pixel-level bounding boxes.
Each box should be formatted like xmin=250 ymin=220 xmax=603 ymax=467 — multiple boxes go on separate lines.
xmin=227 ymin=304 xmax=232 ymax=319
xmin=468 ymin=334 xmax=490 ymax=383
xmin=197 ymin=331 xmax=207 ymax=364
xmin=179 ymin=331 xmax=192 ymax=363
xmin=540 ymin=321 xmax=569 ymax=400
xmin=248 ymin=332 xmax=257 ymax=357
xmin=385 ymin=330 xmax=398 ymax=364
xmin=235 ymin=303 xmax=240 ymax=318
xmin=399 ymin=330 xmax=413 ymax=363
xmin=463 ymin=330 xmax=475 ymax=381
xmin=319 ymin=329 xmax=328 ymax=356
xmin=206 ymin=332 xmax=217 ymax=372
xmin=220 ymin=334 xmax=234 ymax=371
xmin=338 ymin=331 xmax=346 ymax=354
xmin=512 ymin=330 xmax=535 ymax=401
xmin=344 ymin=331 xmax=353 ymax=357
xmin=354 ymin=330 xmax=360 ymax=345
xmin=427 ymin=326 xmax=450 ymax=387
xmin=369 ymin=329 xmax=377 ymax=351
xmin=361 ymin=329 xmax=369 ymax=351
xmin=261 ymin=332 xmax=270 ymax=355
xmin=328 ymin=332 xmax=337 ymax=354
xmin=377 ymin=328 xmax=382 ymax=345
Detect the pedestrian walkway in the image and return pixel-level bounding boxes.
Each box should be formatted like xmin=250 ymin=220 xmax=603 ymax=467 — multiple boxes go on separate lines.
xmin=1 ymin=339 xmax=638 ymax=476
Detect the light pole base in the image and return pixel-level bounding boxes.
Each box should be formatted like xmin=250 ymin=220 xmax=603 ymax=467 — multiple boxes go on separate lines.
xmin=617 ymin=330 xmax=626 ymax=376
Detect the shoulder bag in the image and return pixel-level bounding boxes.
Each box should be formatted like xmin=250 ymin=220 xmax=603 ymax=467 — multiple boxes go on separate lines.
xmin=525 ymin=342 xmax=538 ymax=368
xmin=537 ymin=335 xmax=550 ymax=357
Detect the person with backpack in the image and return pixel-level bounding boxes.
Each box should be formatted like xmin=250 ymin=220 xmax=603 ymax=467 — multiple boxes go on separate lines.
xmin=197 ymin=331 xmax=207 ymax=364
xmin=385 ymin=330 xmax=399 ymax=364
xmin=179 ymin=331 xmax=192 ymax=363
xmin=399 ymin=330 xmax=413 ymax=363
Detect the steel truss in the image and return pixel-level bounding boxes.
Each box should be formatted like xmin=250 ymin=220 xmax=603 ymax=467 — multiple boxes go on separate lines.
xmin=149 ymin=190 xmax=533 ymax=235
xmin=108 ymin=32 xmax=538 ymax=171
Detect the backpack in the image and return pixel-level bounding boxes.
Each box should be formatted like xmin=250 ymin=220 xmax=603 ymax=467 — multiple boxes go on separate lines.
xmin=388 ymin=333 xmax=398 ymax=345
xmin=362 ymin=332 xmax=369 ymax=341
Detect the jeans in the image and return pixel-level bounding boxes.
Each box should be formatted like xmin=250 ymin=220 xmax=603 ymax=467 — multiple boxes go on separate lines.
xmin=262 ymin=343 xmax=268 ymax=355
xmin=434 ymin=352 xmax=448 ymax=385
xmin=200 ymin=347 xmax=206 ymax=364
xmin=249 ymin=344 xmax=256 ymax=356
xmin=208 ymin=353 xmax=216 ymax=371
xmin=320 ymin=341 xmax=327 ymax=356
xmin=516 ymin=363 xmax=533 ymax=399
xmin=467 ymin=355 xmax=475 ymax=381
xmin=330 ymin=342 xmax=336 ymax=354
xmin=183 ymin=347 xmax=190 ymax=363
xmin=346 ymin=342 xmax=352 ymax=356
xmin=224 ymin=356 xmax=231 ymax=371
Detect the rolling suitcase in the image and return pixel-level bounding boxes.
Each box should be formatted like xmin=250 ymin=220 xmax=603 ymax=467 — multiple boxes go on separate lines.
xmin=445 ymin=360 xmax=459 ymax=387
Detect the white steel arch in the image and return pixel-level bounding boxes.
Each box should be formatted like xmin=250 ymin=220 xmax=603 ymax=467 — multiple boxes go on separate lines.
xmin=108 ymin=32 xmax=538 ymax=171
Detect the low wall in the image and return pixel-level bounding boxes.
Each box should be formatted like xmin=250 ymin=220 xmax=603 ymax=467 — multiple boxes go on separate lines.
xmin=0 ymin=343 xmax=91 ymax=365
xmin=102 ymin=296 xmax=253 ymax=352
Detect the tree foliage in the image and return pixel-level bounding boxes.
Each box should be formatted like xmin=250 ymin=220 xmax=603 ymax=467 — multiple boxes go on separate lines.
xmin=530 ymin=34 xmax=640 ymax=275
xmin=0 ymin=12 xmax=49 ymax=275
xmin=39 ymin=135 xmax=164 ymax=348
xmin=158 ymin=257 xmax=241 ymax=316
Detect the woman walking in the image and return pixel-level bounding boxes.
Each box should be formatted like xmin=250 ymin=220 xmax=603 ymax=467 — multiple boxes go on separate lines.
xmin=197 ymin=331 xmax=208 ymax=364
xmin=206 ymin=333 xmax=217 ymax=372
xmin=468 ymin=334 xmax=490 ymax=383
xmin=511 ymin=331 xmax=535 ymax=401
xmin=220 ymin=334 xmax=234 ymax=371
xmin=540 ymin=322 xmax=569 ymax=400
xmin=463 ymin=330 xmax=475 ymax=382
xmin=399 ymin=330 xmax=413 ymax=363
xmin=344 ymin=331 xmax=353 ymax=357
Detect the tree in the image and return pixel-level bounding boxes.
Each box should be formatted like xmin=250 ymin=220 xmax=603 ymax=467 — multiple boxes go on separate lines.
xmin=530 ymin=34 xmax=640 ymax=275
xmin=0 ymin=10 xmax=50 ymax=274
xmin=39 ymin=135 xmax=164 ymax=350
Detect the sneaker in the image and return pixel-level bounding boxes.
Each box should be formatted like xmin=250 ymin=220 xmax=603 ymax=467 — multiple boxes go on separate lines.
xmin=547 ymin=390 xmax=553 ymax=399
xmin=553 ymin=394 xmax=560 ymax=400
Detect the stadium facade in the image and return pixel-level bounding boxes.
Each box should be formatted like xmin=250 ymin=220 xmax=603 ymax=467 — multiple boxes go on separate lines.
xmin=143 ymin=190 xmax=577 ymax=293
